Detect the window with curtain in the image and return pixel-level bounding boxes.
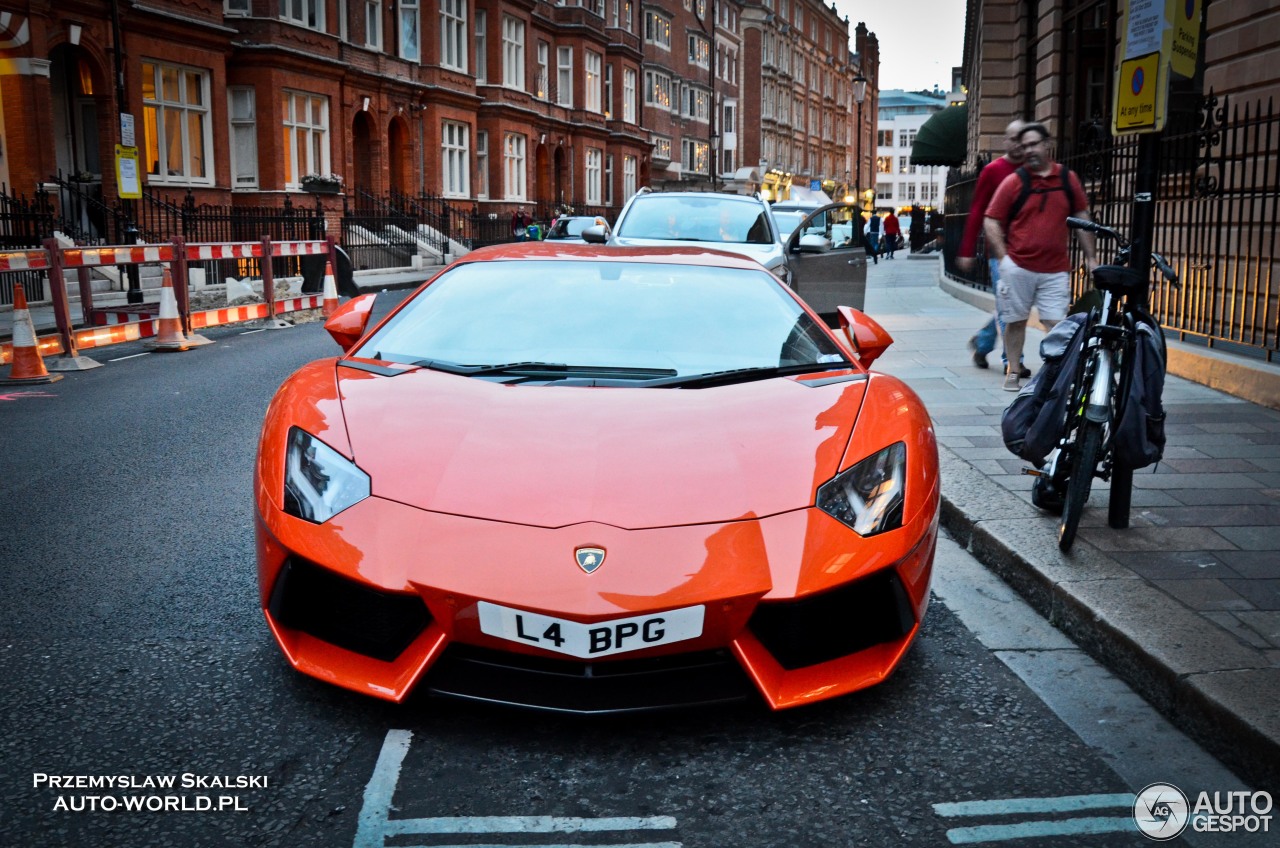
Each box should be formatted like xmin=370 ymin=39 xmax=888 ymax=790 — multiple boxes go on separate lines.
xmin=141 ymin=61 xmax=212 ymax=184
xmin=503 ymin=132 xmax=526 ymax=199
xmin=502 ymin=16 xmax=525 ymax=89
xmin=281 ymin=90 xmax=329 ymax=186
xmin=228 ymin=87 xmax=257 ymax=189
xmin=400 ymin=0 xmax=420 ymax=61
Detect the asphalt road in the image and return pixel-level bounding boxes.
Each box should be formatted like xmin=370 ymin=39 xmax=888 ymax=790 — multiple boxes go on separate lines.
xmin=0 ymin=293 xmax=1254 ymax=847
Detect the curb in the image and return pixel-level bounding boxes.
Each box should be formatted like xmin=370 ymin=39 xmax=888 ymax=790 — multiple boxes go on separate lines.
xmin=937 ymin=443 xmax=1280 ymax=791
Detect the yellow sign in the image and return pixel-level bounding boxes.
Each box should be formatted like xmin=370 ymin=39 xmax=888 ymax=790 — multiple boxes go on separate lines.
xmin=1168 ymin=0 xmax=1202 ymax=79
xmin=1115 ymin=53 xmax=1162 ymax=132
xmin=115 ymin=145 xmax=141 ymax=199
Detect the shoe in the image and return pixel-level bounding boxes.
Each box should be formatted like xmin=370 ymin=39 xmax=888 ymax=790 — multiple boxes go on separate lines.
xmin=968 ymin=337 xmax=989 ymax=369
xmin=1002 ymin=370 xmax=1020 ymax=392
xmin=1017 ymin=364 xmax=1032 ymax=379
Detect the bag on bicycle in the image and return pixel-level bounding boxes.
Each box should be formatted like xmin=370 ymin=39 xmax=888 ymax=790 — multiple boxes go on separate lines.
xmin=1111 ymin=309 xmax=1167 ymax=468
xmin=1001 ymin=313 xmax=1089 ymax=466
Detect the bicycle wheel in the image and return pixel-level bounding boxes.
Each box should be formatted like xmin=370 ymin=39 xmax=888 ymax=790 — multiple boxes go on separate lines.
xmin=1108 ymin=461 xmax=1133 ymax=529
xmin=1059 ymin=420 xmax=1103 ymax=552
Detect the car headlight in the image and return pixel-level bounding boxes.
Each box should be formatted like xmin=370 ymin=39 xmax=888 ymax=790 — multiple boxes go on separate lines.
xmin=816 ymin=442 xmax=906 ymax=536
xmin=283 ymin=427 xmax=370 ymax=523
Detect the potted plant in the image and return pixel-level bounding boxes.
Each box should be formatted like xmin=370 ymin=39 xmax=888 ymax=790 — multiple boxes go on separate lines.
xmin=301 ymin=173 xmax=343 ymax=194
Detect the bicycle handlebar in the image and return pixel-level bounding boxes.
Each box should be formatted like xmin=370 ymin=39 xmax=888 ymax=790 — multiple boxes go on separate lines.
xmin=1067 ymin=217 xmax=1179 ymax=287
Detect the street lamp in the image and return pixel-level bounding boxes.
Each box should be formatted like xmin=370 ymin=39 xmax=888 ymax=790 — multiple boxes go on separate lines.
xmin=852 ymin=74 xmax=868 ymax=213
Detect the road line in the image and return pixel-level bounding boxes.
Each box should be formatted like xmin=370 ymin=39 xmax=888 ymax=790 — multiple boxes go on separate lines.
xmin=392 ymin=844 xmax=680 ymax=848
xmin=384 ymin=815 xmax=678 ymax=836
xmin=945 ymin=816 xmax=1137 ymax=843
xmin=107 ymin=352 xmax=151 ymax=362
xmin=240 ymin=328 xmax=267 ymax=335
xmin=353 ymin=729 xmax=414 ymax=848
xmin=934 ymin=793 xmax=1135 ymax=817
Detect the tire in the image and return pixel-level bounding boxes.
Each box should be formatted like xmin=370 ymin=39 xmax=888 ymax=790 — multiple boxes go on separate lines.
xmin=1108 ymin=462 xmax=1134 ymax=528
xmin=1059 ymin=420 xmax=1103 ymax=552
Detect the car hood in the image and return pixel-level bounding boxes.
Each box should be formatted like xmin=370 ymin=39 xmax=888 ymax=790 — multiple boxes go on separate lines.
xmin=609 ymin=237 xmax=782 ymax=269
xmin=337 ymin=366 xmax=868 ymax=529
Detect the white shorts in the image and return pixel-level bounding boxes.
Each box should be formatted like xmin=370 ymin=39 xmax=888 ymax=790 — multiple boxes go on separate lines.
xmin=996 ymin=257 xmax=1070 ymax=323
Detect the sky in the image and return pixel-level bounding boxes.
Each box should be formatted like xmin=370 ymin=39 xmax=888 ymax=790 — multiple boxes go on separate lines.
xmin=832 ymin=1 xmax=969 ymax=94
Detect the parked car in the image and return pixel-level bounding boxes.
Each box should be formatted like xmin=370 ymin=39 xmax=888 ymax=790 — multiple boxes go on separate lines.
xmin=255 ymin=242 xmax=940 ymax=713
xmin=594 ymin=189 xmax=792 ymax=284
xmin=546 ymin=215 xmax=608 ymax=243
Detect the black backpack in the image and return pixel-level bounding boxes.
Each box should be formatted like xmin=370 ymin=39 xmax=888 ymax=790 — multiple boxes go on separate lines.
xmin=1001 ymin=313 xmax=1088 ymax=466
xmin=1112 ymin=308 xmax=1167 ymax=468
xmin=1005 ymin=166 xmax=1086 ymax=228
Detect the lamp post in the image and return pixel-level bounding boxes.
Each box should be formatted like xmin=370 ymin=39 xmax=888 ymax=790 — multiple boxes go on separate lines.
xmin=852 ymin=74 xmax=868 ymax=213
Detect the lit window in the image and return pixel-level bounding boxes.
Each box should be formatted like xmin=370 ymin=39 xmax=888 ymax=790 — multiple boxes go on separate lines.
xmin=141 ymin=61 xmax=213 ymax=184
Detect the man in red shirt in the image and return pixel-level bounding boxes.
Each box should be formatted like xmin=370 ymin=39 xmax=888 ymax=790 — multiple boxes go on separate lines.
xmin=882 ymin=210 xmax=901 ymax=259
xmin=984 ymin=123 xmax=1098 ymax=391
xmin=958 ymin=119 xmax=1025 ymax=372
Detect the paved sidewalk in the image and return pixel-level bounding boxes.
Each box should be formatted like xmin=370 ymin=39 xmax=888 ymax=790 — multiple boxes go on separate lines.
xmin=865 ymin=254 xmax=1280 ymax=791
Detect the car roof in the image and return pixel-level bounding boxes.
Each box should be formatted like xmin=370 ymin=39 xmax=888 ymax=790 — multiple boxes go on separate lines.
xmin=455 ymin=241 xmax=772 ymax=271
xmin=629 ymin=191 xmax=766 ymax=204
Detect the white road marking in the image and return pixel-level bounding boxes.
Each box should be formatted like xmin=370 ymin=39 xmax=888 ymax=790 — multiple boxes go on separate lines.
xmin=934 ymin=793 xmax=1134 ymax=818
xmin=239 ymin=328 xmax=267 ymax=335
xmin=107 ymin=352 xmax=151 ymax=361
xmin=944 ymin=816 xmax=1138 ymax=844
xmin=355 ymin=729 xmax=681 ymax=848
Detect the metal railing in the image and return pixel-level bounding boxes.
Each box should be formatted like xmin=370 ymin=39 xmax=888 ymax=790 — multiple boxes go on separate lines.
xmin=944 ymin=93 xmax=1280 ymax=362
xmin=0 ymin=187 xmax=56 ymax=305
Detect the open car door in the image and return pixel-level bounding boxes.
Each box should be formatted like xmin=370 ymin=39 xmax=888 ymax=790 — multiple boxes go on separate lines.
xmin=785 ymin=202 xmax=868 ymax=324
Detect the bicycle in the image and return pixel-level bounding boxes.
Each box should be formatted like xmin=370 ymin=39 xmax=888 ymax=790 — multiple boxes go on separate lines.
xmin=1028 ymin=217 xmax=1179 ymax=552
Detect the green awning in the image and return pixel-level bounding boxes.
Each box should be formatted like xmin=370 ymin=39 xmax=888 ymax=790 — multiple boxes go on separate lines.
xmin=911 ymin=104 xmax=968 ymax=167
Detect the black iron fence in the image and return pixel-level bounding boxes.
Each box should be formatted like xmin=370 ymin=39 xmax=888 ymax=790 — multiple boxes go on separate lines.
xmin=944 ymin=94 xmax=1280 ymax=362
xmin=0 ymin=187 xmax=55 ymax=305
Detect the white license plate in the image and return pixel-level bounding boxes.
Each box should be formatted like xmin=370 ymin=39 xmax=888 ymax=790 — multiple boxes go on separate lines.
xmin=476 ymin=602 xmax=705 ymax=659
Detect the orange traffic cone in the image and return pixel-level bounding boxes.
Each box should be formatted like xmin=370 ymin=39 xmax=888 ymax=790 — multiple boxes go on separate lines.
xmin=322 ymin=259 xmax=339 ymax=317
xmin=143 ymin=266 xmax=192 ymax=352
xmin=2 ymin=284 xmax=63 ymax=384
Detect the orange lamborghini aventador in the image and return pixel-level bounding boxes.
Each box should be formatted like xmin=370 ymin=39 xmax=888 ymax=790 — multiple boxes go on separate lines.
xmin=255 ymin=242 xmax=939 ymax=713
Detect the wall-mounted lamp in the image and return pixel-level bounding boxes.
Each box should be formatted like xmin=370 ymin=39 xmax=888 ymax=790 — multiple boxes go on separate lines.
xmin=540 ymin=133 xmax=547 ymax=144
xmin=68 ymin=23 xmax=83 ymax=46
xmin=362 ymin=96 xmax=370 ymax=112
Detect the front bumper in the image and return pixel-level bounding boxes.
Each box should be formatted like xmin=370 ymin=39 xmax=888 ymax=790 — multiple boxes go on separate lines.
xmin=256 ymin=495 xmax=938 ymax=712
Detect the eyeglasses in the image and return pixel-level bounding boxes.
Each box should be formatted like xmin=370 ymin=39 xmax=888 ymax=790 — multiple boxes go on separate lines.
xmin=1021 ymin=136 xmax=1048 ymax=148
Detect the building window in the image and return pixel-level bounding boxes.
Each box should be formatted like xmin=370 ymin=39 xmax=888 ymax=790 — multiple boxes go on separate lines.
xmin=557 ymin=46 xmax=573 ymax=106
xmin=905 ymin=183 xmax=916 ymax=200
xmin=687 ymin=34 xmax=710 ymax=69
xmin=898 ymin=129 xmax=916 ymax=148
xmin=476 ymin=130 xmax=489 ymax=198
xmin=877 ymin=155 xmax=892 ymax=174
xmin=226 ymin=0 xmax=251 ymax=14
xmin=280 ymin=0 xmax=323 ymax=29
xmin=141 ymin=61 xmax=212 ymax=184
xmin=623 ymin=154 xmax=636 ymax=199
xmin=475 ymin=14 xmax=487 ymax=83
xmin=586 ymin=148 xmax=602 ymax=204
xmin=644 ymin=70 xmax=671 ymax=108
xmin=622 ymin=67 xmax=636 ymax=123
xmin=604 ymin=153 xmax=614 ymax=205
xmin=442 ymin=121 xmax=470 ymax=198
xmin=536 ymin=42 xmax=549 ymax=100
xmin=653 ymin=136 xmax=671 ymax=161
xmin=585 ymin=51 xmax=602 ymax=113
xmin=440 ymin=0 xmax=467 ymax=71
xmin=644 ymin=11 xmax=670 ymax=49
xmin=682 ymin=87 xmax=708 ymax=122
xmin=280 ymin=89 xmax=329 ymax=187
xmin=877 ymin=129 xmax=893 ymax=147
xmin=681 ymin=139 xmax=709 ymax=174
xmin=610 ymin=0 xmax=634 ymax=30
xmin=503 ymin=132 xmax=526 ymax=199
xmin=228 ymin=87 xmax=257 ymax=189
xmin=877 ymin=182 xmax=892 ymax=200
xmin=364 ymin=0 xmax=381 ymax=48
xmin=399 ymin=0 xmax=420 ymax=61
xmin=502 ymin=15 xmax=525 ymax=90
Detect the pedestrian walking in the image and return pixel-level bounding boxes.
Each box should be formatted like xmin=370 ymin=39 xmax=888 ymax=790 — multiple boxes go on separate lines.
xmin=984 ymin=122 xmax=1098 ymax=391
xmin=864 ymin=212 xmax=881 ymax=264
xmin=958 ymin=119 xmax=1029 ymax=374
xmin=882 ymin=210 xmax=901 ymax=259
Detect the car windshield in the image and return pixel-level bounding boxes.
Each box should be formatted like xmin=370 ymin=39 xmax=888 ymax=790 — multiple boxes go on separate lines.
xmin=617 ymin=196 xmax=775 ymax=245
xmin=548 ymin=218 xmax=594 ymax=239
xmin=354 ymin=259 xmax=846 ymax=379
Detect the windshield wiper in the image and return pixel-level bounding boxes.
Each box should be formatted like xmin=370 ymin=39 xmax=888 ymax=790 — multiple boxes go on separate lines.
xmin=410 ymin=359 xmax=678 ymax=380
xmin=640 ymin=362 xmax=853 ymax=389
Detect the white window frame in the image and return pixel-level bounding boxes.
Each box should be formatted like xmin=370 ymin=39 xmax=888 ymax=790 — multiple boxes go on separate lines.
xmin=604 ymin=153 xmax=614 ymax=205
xmin=475 ymin=15 xmax=487 ymax=83
xmin=652 ymin=135 xmax=671 ymax=161
xmin=281 ymin=89 xmax=330 ymax=188
xmin=228 ymin=86 xmax=258 ymax=189
xmin=644 ymin=69 xmax=670 ymax=108
xmin=687 ymin=33 xmax=710 ymax=69
xmin=623 ymin=154 xmax=636 ymax=200
xmin=226 ymin=0 xmax=251 ymax=15
xmin=440 ymin=0 xmax=467 ymax=71
xmin=585 ymin=51 xmax=602 ymax=113
xmin=502 ymin=15 xmax=525 ymax=90
xmin=363 ymin=1 xmax=381 ymax=48
xmin=536 ymin=42 xmax=550 ymax=100
xmin=141 ymin=60 xmax=214 ymax=185
xmin=279 ymin=0 xmax=324 ymax=30
xmin=557 ymin=46 xmax=573 ymax=107
xmin=585 ymin=148 xmax=602 ymax=204
xmin=622 ymin=67 xmax=636 ymax=123
xmin=644 ymin=11 xmax=670 ymax=50
xmin=399 ymin=0 xmax=421 ymax=61
xmin=442 ymin=120 xmax=470 ymax=198
xmin=503 ymin=132 xmax=527 ymax=200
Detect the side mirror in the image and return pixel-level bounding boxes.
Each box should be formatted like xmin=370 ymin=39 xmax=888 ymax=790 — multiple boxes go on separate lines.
xmin=324 ymin=293 xmax=377 ymax=352
xmin=582 ymin=224 xmax=610 ymax=244
xmin=837 ymin=306 xmax=894 ymax=366
xmin=796 ymin=233 xmax=831 ymax=254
